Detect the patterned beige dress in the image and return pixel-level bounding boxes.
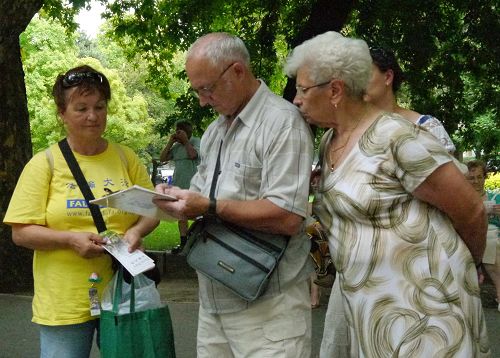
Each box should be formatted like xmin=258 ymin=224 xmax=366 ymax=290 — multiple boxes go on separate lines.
xmin=314 ymin=113 xmax=490 ymax=357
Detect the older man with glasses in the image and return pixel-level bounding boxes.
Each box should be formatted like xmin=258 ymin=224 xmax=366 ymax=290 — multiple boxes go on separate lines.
xmin=153 ymin=32 xmax=314 ymax=357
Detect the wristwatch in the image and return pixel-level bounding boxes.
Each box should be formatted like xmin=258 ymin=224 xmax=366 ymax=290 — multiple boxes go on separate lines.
xmin=206 ymin=198 xmax=217 ymax=218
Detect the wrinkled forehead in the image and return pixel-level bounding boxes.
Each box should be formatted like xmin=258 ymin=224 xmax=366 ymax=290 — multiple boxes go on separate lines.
xmin=185 ymin=57 xmax=219 ymax=86
xmin=64 ymin=86 xmax=106 ymax=105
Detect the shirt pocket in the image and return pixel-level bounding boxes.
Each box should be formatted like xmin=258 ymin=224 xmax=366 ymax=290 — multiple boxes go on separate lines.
xmin=220 ymin=154 xmax=263 ymax=198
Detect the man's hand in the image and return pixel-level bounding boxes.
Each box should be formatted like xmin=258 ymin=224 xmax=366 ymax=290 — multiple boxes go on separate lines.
xmin=153 ymin=184 xmax=208 ymax=220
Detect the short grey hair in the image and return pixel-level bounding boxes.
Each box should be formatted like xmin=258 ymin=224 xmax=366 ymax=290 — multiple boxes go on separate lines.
xmin=186 ymin=32 xmax=250 ymax=69
xmin=284 ymin=31 xmax=371 ymax=98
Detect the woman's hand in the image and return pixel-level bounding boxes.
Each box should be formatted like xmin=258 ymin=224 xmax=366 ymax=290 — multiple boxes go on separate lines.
xmin=124 ymin=228 xmax=143 ymax=253
xmin=124 ymin=217 xmax=160 ymax=253
xmin=11 ymin=223 xmax=106 ymax=258
xmin=68 ymin=232 xmax=106 ymax=258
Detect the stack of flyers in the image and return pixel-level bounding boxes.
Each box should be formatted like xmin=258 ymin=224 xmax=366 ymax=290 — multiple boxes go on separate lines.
xmin=101 ymin=230 xmax=155 ymax=276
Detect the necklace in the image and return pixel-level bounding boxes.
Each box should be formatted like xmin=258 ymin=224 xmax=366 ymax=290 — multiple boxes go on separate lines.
xmin=329 ymin=108 xmax=367 ymax=170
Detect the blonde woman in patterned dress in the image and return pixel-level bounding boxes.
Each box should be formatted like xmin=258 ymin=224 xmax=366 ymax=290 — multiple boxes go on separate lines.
xmin=285 ymin=31 xmax=490 ymax=357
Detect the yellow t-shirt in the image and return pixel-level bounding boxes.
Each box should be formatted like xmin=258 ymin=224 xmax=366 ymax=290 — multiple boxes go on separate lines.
xmin=4 ymin=142 xmax=153 ymax=325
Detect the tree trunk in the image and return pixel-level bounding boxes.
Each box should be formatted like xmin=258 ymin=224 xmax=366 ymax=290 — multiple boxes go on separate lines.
xmin=0 ymin=1 xmax=44 ymax=293
xmin=283 ymin=0 xmax=355 ymax=102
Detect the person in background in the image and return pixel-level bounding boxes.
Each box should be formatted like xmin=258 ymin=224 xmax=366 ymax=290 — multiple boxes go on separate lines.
xmin=364 ymin=46 xmax=456 ymax=154
xmin=3 ymin=65 xmax=159 ymax=358
xmin=154 ymin=32 xmax=314 ymax=357
xmin=466 ymin=159 xmax=500 ymax=312
xmin=285 ymin=31 xmax=489 ymax=356
xmin=160 ymin=120 xmax=200 ymax=254
xmin=151 ymin=158 xmax=161 ymax=186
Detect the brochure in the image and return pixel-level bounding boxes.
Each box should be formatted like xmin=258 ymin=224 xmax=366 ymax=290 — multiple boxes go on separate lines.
xmin=101 ymin=230 xmax=155 ymax=276
xmin=89 ymin=185 xmax=177 ymax=220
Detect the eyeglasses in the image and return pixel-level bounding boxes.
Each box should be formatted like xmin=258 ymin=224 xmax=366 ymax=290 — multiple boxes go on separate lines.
xmin=295 ymin=80 xmax=331 ymax=97
xmin=192 ymin=62 xmax=235 ymax=98
xmin=62 ymin=72 xmax=104 ymax=88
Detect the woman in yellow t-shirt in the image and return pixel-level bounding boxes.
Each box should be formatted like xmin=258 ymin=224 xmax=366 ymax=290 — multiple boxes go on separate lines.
xmin=3 ymin=65 xmax=159 ymax=357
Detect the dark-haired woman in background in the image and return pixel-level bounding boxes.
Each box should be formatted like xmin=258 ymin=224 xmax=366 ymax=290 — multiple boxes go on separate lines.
xmin=3 ymin=65 xmax=158 ymax=357
xmin=364 ymin=47 xmax=456 ymax=154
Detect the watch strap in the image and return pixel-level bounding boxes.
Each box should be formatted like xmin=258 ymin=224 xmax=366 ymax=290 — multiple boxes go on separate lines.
xmin=207 ymin=198 xmax=217 ymax=217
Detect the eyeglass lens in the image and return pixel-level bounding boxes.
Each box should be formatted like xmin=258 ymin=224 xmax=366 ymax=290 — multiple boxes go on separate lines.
xmin=295 ymin=80 xmax=331 ymax=96
xmin=192 ymin=63 xmax=234 ymax=98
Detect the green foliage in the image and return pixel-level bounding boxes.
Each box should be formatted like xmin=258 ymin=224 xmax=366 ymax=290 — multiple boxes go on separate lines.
xmin=485 ymin=173 xmax=500 ymax=191
xmin=143 ymin=221 xmax=180 ymax=250
xmin=21 ymin=16 xmax=80 ymax=152
xmin=100 ymin=0 xmax=498 ymax=158
xmin=40 ymin=0 xmax=90 ymax=33
xmin=33 ymin=0 xmax=500 ymax=158
xmin=21 ymin=16 xmax=158 ymax=160
xmin=101 ymin=0 xmax=319 ymax=130
xmin=345 ymin=0 xmax=499 ymax=158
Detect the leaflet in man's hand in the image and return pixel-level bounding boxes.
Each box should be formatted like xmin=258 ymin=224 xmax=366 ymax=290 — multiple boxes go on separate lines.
xmin=101 ymin=231 xmax=155 ymax=276
xmin=90 ymin=185 xmax=176 ymax=220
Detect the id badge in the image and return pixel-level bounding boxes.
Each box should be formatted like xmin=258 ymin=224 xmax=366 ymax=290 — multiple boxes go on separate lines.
xmin=89 ymin=287 xmax=101 ymax=316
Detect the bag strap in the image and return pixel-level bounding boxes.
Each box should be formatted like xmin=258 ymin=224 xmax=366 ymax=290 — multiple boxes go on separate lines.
xmin=209 ymin=140 xmax=224 ymax=201
xmin=58 ymin=138 xmax=107 ymax=232
xmin=112 ymin=267 xmax=136 ymax=314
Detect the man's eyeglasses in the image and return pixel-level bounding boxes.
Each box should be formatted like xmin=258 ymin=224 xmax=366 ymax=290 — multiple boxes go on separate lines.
xmin=295 ymin=80 xmax=331 ymax=97
xmin=62 ymin=72 xmax=104 ymax=88
xmin=192 ymin=62 xmax=235 ymax=98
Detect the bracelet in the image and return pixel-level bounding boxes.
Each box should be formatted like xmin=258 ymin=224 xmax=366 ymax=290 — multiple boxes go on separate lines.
xmin=206 ymin=198 xmax=217 ymax=218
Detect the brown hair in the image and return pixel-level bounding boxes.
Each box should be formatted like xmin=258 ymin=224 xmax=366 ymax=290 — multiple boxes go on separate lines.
xmin=52 ymin=65 xmax=111 ymax=112
xmin=466 ymin=159 xmax=487 ymax=177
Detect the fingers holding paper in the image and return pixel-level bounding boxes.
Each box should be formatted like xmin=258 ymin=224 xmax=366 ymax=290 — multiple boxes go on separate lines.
xmin=124 ymin=216 xmax=160 ymax=253
xmin=153 ymin=184 xmax=208 ymax=220
xmin=10 ymin=223 xmax=106 ymax=259
xmin=69 ymin=232 xmax=107 ymax=258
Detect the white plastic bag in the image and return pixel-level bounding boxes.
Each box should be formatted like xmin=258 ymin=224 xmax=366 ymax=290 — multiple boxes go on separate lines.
xmin=101 ymin=271 xmax=162 ymax=315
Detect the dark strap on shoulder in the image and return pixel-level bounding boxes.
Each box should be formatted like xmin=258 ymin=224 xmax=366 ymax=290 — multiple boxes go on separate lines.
xmin=58 ymin=138 xmax=107 ymax=232
xmin=209 ymin=140 xmax=224 ymax=200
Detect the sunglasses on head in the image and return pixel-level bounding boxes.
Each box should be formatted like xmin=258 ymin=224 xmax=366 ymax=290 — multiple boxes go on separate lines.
xmin=62 ymin=72 xmax=104 ymax=88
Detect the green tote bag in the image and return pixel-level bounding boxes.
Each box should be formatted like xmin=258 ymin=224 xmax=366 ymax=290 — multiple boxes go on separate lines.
xmin=100 ymin=268 xmax=176 ymax=358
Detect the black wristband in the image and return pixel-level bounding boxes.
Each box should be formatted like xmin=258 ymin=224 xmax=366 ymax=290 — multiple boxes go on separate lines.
xmin=476 ymin=262 xmax=482 ymax=269
xmin=207 ymin=198 xmax=217 ymax=218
